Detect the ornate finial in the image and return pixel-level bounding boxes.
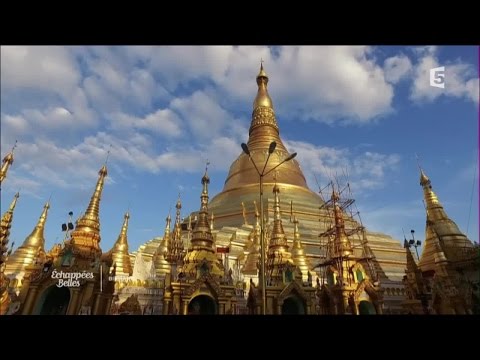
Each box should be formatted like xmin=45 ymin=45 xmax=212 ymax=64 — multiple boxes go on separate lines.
xmin=416 ymin=153 xmax=431 ymax=187
xmin=176 ymin=193 xmax=182 ymax=210
xmin=105 ymin=144 xmax=112 ymax=165
xmin=253 ymin=60 xmax=273 ymax=110
xmin=201 ymin=165 xmax=210 ymax=211
xmin=257 ymin=59 xmax=268 ymax=79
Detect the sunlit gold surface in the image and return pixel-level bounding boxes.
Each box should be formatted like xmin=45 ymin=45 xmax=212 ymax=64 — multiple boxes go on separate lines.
xmin=152 ymin=213 xmax=172 ymax=276
xmin=291 ymin=216 xmax=310 ymax=280
xmin=0 ymin=150 xmax=14 ymax=184
xmin=165 ymin=198 xmax=185 ymax=266
xmin=5 ymin=202 xmax=49 ymax=277
xmin=331 ymin=192 xmax=353 ymax=258
xmin=207 ymin=64 xmax=407 ymax=295
xmin=0 ymin=192 xmax=19 ymax=315
xmin=418 ymin=168 xmax=474 ymax=271
xmin=266 ymin=185 xmax=293 ymax=281
xmin=70 ymin=165 xmax=107 ymax=257
xmin=132 ymin=64 xmax=408 ymax=313
xmin=108 ymin=212 xmax=133 ymax=276
xmin=1 ymin=193 xmax=19 ymax=266
xmin=182 ymin=170 xmax=224 ymax=278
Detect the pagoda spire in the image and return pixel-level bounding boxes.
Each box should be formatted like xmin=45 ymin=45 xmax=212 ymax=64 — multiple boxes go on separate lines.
xmin=191 ymin=164 xmax=214 ymax=251
xmin=0 ymin=192 xmax=20 ymax=266
xmin=165 ymin=196 xmax=184 ymax=265
xmin=182 ymin=167 xmax=224 ymax=278
xmin=109 ymin=212 xmax=133 ymax=276
xmin=5 ymin=201 xmax=49 ymax=275
xmin=0 ymin=141 xmax=17 ymax=185
xmin=154 ymin=212 xmax=172 ymax=276
xmin=291 ymin=214 xmax=310 ymax=280
xmin=417 ymin=167 xmax=473 ymax=271
xmin=266 ymin=184 xmax=293 ymax=283
xmin=253 ymin=60 xmax=274 ymax=111
xmin=70 ymin=164 xmax=108 ymax=255
xmin=0 ymin=192 xmax=19 ymax=315
xmin=331 ymin=190 xmax=353 ymax=258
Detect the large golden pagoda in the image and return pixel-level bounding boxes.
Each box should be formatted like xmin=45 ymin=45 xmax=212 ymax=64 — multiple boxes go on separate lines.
xmin=130 ymin=63 xmax=409 ymax=314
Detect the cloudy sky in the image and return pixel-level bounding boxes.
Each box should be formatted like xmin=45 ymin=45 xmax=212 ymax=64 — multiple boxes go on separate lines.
xmin=1 ymin=46 xmax=478 ymax=255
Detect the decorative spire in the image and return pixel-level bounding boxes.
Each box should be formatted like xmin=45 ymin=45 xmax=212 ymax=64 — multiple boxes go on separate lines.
xmin=331 ymin=190 xmax=353 ymax=258
xmin=165 ymin=196 xmax=184 ymax=265
xmin=266 ymin=184 xmax=293 ymax=282
xmin=201 ymin=161 xmax=210 ymax=212
xmin=417 ymin=167 xmax=474 ymax=271
xmin=0 ymin=141 xmax=17 ymax=185
xmin=4 ymin=201 xmax=49 ymax=275
xmin=253 ymin=60 xmax=273 ymax=110
xmin=191 ymin=167 xmax=214 ymax=251
xmin=109 ymin=212 xmax=133 ymax=276
xmin=182 ymin=170 xmax=224 ymax=278
xmin=291 ymin=215 xmax=310 ymax=280
xmin=153 ymin=212 xmax=172 ymax=276
xmin=1 ymin=192 xmax=20 ymax=268
xmin=70 ymin=164 xmax=108 ymax=254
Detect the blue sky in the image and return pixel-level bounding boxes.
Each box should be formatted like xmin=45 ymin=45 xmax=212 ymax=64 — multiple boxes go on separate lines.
xmin=1 ymin=46 xmax=478 ymax=255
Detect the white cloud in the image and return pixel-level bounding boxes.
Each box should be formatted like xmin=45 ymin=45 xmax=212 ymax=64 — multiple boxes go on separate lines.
xmin=145 ymin=46 xmax=396 ymax=123
xmin=109 ymin=109 xmax=183 ymax=138
xmin=1 ymin=46 xmax=80 ymax=93
xmin=170 ymin=90 xmax=235 ymax=139
xmin=410 ymin=47 xmax=479 ymax=103
xmin=384 ymin=55 xmax=412 ymax=84
xmin=285 ymin=140 xmax=401 ymax=193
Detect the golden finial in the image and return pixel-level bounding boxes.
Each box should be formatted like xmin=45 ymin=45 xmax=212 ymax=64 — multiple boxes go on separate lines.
xmin=201 ymin=162 xmax=210 ymax=211
xmin=416 ymin=154 xmax=430 ymax=187
xmin=258 ymin=58 xmax=268 ymax=78
xmin=253 ymin=60 xmax=273 ymax=110
xmin=0 ymin=140 xmax=17 ymax=184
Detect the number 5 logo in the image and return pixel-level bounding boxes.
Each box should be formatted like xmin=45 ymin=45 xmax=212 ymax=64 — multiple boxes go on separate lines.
xmin=430 ymin=66 xmax=445 ymax=88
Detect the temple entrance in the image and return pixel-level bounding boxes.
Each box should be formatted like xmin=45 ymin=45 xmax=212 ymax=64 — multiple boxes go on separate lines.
xmin=37 ymin=286 xmax=71 ymax=315
xmin=188 ymin=295 xmax=217 ymax=315
xmin=358 ymin=300 xmax=376 ymax=315
xmin=281 ymin=296 xmax=306 ymax=315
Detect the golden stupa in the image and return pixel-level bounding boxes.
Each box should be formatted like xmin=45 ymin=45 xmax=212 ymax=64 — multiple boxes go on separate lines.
xmin=133 ymin=63 xmax=408 ymax=313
